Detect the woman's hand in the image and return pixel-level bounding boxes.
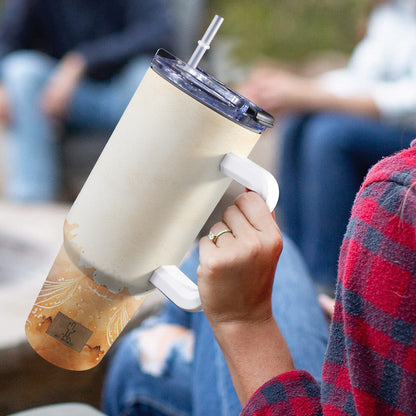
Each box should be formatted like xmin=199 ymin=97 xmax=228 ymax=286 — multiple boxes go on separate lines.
xmin=197 ymin=191 xmax=295 ymax=405
xmin=238 ymin=67 xmax=318 ymax=116
xmin=197 ymin=191 xmax=282 ymax=330
xmin=318 ymin=293 xmax=336 ymax=321
xmin=41 ymin=52 xmax=86 ymax=119
xmin=238 ymin=65 xmax=379 ymax=118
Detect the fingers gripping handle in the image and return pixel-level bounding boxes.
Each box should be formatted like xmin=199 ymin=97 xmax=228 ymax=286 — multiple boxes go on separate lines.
xmin=150 ymin=153 xmax=279 ymax=312
xmin=220 ymin=152 xmax=279 ymax=212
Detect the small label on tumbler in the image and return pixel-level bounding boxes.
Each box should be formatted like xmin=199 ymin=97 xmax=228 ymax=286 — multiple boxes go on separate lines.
xmin=46 ymin=312 xmax=93 ymax=353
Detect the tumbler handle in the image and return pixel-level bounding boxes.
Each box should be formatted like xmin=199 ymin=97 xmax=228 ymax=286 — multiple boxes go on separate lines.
xmin=220 ymin=152 xmax=279 ymax=212
xmin=150 ymin=153 xmax=279 ymax=312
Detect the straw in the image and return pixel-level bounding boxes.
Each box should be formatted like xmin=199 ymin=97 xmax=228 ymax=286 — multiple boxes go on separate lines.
xmin=187 ymin=14 xmax=224 ymax=69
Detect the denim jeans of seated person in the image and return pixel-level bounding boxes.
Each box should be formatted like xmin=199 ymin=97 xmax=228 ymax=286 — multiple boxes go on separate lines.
xmin=102 ymin=234 xmax=329 ymax=416
xmin=277 ymin=112 xmax=416 ymax=292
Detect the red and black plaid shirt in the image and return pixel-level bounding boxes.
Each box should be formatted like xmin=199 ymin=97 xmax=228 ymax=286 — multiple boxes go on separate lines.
xmin=242 ymin=144 xmax=416 ymax=415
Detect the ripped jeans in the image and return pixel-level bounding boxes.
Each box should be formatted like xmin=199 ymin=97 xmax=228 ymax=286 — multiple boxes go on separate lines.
xmin=102 ymin=235 xmax=329 ymax=416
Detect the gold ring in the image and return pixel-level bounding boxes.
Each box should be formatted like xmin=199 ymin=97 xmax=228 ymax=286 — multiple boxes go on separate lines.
xmin=208 ymin=229 xmax=232 ymax=244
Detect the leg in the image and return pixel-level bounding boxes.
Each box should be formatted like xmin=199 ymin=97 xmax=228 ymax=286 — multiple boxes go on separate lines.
xmin=272 ymin=236 xmax=329 ymax=377
xmin=102 ymin=248 xmax=197 ymax=416
xmin=102 ymin=325 xmax=193 ymax=416
xmin=276 ymin=113 xmax=313 ymax=246
xmin=1 ymin=51 xmax=60 ymax=201
xmin=298 ymin=112 xmax=416 ymax=291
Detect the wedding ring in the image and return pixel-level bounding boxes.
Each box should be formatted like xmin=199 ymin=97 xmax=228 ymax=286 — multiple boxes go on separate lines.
xmin=208 ymin=229 xmax=232 ymax=244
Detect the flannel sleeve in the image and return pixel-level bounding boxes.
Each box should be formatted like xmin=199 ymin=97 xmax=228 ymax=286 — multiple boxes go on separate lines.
xmin=330 ymin=173 xmax=416 ymax=415
xmin=241 ymin=370 xmax=322 ymax=416
xmin=242 ymin=149 xmax=416 ymax=416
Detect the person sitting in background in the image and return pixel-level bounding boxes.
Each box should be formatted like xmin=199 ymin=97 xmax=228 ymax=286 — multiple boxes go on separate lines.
xmin=0 ymin=0 xmax=173 ymax=202
xmin=240 ymin=0 xmax=416 ymax=292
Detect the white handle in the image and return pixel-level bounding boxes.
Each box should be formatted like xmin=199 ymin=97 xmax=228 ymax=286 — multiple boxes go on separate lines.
xmin=220 ymin=152 xmax=279 ymax=211
xmin=150 ymin=153 xmax=279 ymax=312
xmin=150 ymin=265 xmax=203 ymax=312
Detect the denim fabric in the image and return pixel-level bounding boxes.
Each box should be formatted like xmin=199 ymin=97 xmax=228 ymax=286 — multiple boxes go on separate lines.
xmin=277 ymin=112 xmax=416 ymax=291
xmin=1 ymin=50 xmax=150 ymax=201
xmin=102 ymin=234 xmax=329 ymax=416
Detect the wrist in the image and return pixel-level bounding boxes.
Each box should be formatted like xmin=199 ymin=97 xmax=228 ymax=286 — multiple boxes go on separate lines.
xmin=59 ymin=52 xmax=87 ymax=82
xmin=211 ymin=316 xmax=295 ymax=405
xmin=210 ymin=315 xmax=275 ymax=345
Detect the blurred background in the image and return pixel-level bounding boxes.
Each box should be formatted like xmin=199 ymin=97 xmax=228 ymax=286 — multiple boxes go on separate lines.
xmin=210 ymin=0 xmax=368 ymax=61
xmin=0 ymin=0 xmax=372 ymax=415
xmin=205 ymin=0 xmax=370 ymax=80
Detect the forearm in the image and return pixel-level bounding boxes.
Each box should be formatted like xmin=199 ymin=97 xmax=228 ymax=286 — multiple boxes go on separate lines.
xmin=198 ymin=193 xmax=294 ymax=406
xmin=239 ymin=68 xmax=381 ymax=117
xmin=40 ymin=52 xmax=86 ymax=118
xmin=212 ymin=317 xmax=295 ymax=406
xmin=56 ymin=52 xmax=87 ymax=83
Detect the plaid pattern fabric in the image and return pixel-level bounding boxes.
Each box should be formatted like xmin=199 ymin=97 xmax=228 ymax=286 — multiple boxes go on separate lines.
xmin=241 ymin=145 xmax=416 ymax=416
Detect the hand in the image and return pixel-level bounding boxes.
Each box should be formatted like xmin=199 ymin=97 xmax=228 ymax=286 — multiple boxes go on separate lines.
xmin=0 ymin=85 xmax=11 ymax=125
xmin=239 ymin=65 xmax=380 ymax=118
xmin=197 ymin=191 xmax=282 ymax=331
xmin=41 ymin=52 xmax=86 ymax=119
xmin=238 ymin=66 xmax=319 ymax=116
xmin=318 ymin=293 xmax=336 ymax=321
xmin=198 ymin=192 xmax=294 ymax=405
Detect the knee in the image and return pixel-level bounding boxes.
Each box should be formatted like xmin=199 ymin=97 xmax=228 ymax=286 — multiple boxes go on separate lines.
xmin=104 ymin=323 xmax=194 ymax=385
xmin=135 ymin=323 xmax=194 ymax=377
xmin=1 ymin=50 xmax=55 ymax=97
xmin=102 ymin=324 xmax=194 ymax=414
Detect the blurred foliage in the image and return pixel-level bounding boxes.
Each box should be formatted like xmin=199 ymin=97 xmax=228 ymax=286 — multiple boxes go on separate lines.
xmin=207 ymin=0 xmax=373 ymax=64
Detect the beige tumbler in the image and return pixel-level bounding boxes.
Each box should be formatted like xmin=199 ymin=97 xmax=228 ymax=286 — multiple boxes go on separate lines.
xmin=26 ymin=19 xmax=278 ymax=371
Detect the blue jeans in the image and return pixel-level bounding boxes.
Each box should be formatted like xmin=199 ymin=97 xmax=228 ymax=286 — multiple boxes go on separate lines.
xmin=1 ymin=50 xmax=150 ymax=201
xmin=277 ymin=112 xmax=416 ymax=291
xmin=102 ymin=235 xmax=329 ymax=416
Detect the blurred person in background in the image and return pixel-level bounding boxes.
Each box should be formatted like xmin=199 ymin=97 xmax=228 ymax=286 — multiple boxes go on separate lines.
xmin=0 ymin=0 xmax=173 ymax=202
xmin=240 ymin=0 xmax=416 ymax=293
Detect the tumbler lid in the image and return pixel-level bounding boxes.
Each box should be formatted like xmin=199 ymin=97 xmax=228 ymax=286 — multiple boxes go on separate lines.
xmin=151 ymin=49 xmax=274 ymax=133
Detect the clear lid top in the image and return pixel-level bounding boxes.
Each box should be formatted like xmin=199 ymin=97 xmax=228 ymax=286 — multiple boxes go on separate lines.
xmin=151 ymin=49 xmax=274 ymax=133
